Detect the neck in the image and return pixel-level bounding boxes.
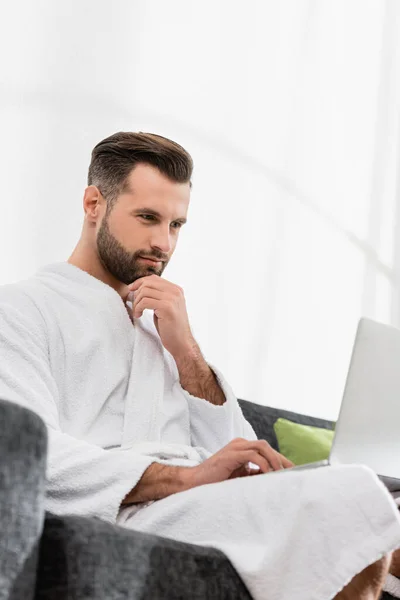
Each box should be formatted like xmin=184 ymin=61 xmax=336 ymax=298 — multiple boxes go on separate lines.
xmin=67 ymin=239 xmax=129 ymax=300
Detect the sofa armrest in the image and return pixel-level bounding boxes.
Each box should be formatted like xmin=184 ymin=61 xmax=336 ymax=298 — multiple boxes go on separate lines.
xmin=0 ymin=399 xmax=48 ymax=600
xmin=36 ymin=512 xmax=252 ymax=600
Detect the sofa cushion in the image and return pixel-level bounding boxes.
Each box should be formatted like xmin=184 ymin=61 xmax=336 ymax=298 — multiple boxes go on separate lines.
xmin=273 ymin=417 xmax=335 ymax=465
xmin=238 ymin=399 xmax=335 ymax=450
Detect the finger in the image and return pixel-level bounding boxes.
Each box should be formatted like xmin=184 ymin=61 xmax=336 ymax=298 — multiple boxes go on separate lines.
xmin=133 ymin=297 xmax=163 ymax=318
xmin=229 ymin=439 xmax=283 ymax=471
xmin=128 ymin=276 xmax=148 ymax=292
xmin=239 ymin=450 xmax=272 ymax=474
xmin=122 ymin=287 xmax=134 ymax=303
xmin=277 ymin=452 xmax=295 ymax=468
xmin=129 ymin=274 xmax=165 ymax=292
xmin=253 ymin=440 xmax=284 ymax=471
xmin=132 ymin=288 xmax=163 ymax=309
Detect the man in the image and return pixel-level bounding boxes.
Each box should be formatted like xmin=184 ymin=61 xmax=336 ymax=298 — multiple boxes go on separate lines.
xmin=1 ymin=131 xmax=400 ymax=600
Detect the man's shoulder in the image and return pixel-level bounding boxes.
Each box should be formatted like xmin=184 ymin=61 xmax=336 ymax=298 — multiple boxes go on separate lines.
xmin=0 ymin=276 xmax=46 ymax=320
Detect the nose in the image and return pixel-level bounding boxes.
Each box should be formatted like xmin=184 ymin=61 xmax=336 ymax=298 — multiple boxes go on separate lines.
xmin=149 ymin=225 xmax=173 ymax=255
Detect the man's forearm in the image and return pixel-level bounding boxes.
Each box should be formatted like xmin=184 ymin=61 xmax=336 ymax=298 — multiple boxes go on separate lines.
xmin=121 ymin=463 xmax=192 ymax=505
xmin=173 ymin=342 xmax=226 ymax=406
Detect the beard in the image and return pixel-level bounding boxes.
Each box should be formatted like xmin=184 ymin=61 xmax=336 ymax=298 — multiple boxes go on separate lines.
xmin=96 ymin=212 xmax=167 ymax=285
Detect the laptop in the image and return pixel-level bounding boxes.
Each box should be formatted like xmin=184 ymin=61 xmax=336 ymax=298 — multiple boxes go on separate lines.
xmin=278 ymin=317 xmax=400 ymax=492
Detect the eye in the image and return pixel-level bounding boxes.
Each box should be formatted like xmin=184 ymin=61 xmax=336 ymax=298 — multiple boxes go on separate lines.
xmin=140 ymin=215 xmax=182 ymax=229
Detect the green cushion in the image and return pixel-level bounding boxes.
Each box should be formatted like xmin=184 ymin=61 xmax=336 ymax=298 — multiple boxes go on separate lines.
xmin=273 ymin=418 xmax=335 ymax=466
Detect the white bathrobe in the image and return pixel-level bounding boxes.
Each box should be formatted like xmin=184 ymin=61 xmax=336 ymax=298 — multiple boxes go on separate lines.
xmin=0 ymin=261 xmax=256 ymax=521
xmin=1 ymin=261 xmax=400 ymax=600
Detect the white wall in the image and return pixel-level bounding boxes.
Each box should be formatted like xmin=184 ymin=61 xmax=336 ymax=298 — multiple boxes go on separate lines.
xmin=1 ymin=0 xmax=400 ymax=419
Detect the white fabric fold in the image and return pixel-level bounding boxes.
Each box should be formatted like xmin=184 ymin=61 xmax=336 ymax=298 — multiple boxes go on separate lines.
xmin=120 ymin=312 xmax=165 ymax=446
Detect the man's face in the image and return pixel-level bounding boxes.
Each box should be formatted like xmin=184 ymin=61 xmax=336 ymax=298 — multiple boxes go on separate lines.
xmin=95 ymin=163 xmax=190 ymax=285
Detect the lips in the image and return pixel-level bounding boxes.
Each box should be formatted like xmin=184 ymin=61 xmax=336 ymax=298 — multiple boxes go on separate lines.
xmin=139 ymin=256 xmax=163 ymax=264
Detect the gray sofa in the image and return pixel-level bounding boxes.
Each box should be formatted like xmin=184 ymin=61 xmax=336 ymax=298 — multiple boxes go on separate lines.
xmin=0 ymin=398 xmax=394 ymax=599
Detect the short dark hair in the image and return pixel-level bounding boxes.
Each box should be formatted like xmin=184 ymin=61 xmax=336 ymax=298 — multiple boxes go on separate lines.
xmin=87 ymin=131 xmax=193 ymax=212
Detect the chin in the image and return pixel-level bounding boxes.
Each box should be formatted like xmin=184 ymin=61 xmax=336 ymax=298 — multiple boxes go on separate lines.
xmin=146 ymin=266 xmax=161 ymax=274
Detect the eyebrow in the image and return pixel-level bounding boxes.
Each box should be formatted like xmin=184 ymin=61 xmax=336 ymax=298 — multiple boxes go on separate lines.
xmin=131 ymin=208 xmax=187 ymax=224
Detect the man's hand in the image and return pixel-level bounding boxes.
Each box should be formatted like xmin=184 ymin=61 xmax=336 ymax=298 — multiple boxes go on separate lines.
xmin=127 ymin=274 xmax=196 ymax=359
xmin=126 ymin=274 xmax=225 ymax=403
xmin=121 ymin=438 xmax=294 ymax=506
xmin=186 ymin=437 xmax=294 ymax=488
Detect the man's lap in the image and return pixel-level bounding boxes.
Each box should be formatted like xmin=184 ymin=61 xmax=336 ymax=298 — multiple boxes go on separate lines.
xmin=117 ymin=464 xmax=400 ymax=600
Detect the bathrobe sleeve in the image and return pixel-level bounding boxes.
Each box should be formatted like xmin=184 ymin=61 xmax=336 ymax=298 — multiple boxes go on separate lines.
xmin=0 ymin=295 xmax=155 ymax=524
xmin=175 ymin=361 xmax=258 ymax=453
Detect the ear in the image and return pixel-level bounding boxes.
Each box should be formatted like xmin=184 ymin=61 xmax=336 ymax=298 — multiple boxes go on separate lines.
xmin=83 ymin=186 xmax=103 ymax=223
